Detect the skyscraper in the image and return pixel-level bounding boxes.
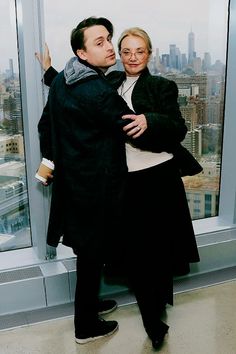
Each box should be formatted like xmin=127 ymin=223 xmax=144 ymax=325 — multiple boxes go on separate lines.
xmin=169 ymin=44 xmax=177 ymax=69
xmin=9 ymin=59 xmax=14 ymax=80
xmin=188 ymin=30 xmax=195 ymax=64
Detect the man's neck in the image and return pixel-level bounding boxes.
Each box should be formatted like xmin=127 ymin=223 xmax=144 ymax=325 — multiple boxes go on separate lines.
xmin=98 ymin=67 xmax=109 ymax=73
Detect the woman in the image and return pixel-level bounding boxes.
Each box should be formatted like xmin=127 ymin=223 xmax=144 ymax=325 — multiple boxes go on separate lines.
xmin=107 ymin=27 xmax=200 ymax=349
xmin=36 ymin=28 xmax=200 ymax=349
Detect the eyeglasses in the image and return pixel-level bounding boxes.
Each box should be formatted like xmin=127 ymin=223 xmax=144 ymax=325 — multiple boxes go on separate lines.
xmin=120 ymin=49 xmax=148 ymax=59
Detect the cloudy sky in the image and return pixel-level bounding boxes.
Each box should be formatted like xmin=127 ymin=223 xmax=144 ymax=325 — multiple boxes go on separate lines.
xmin=43 ymin=0 xmax=229 ymax=70
xmin=0 ymin=0 xmax=229 ymax=72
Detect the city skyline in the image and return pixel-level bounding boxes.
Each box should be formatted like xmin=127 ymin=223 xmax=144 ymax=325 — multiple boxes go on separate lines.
xmin=0 ymin=0 xmax=229 ymax=71
xmin=0 ymin=27 xmax=226 ymax=76
xmin=43 ymin=0 xmax=228 ymax=70
xmin=0 ymin=28 xmax=224 ymax=77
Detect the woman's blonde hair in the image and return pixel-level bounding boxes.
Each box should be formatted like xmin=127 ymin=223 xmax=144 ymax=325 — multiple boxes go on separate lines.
xmin=118 ymin=27 xmax=153 ymax=55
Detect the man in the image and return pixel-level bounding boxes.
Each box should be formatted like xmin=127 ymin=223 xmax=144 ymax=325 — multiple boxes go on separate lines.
xmin=38 ymin=17 xmax=144 ymax=344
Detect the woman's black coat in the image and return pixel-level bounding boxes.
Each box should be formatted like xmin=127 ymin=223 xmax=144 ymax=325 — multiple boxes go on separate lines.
xmin=107 ymin=68 xmax=202 ymax=176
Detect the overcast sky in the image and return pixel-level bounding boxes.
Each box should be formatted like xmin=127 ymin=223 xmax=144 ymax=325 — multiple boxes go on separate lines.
xmin=0 ymin=0 xmax=229 ymax=72
xmin=43 ymin=0 xmax=229 ymax=70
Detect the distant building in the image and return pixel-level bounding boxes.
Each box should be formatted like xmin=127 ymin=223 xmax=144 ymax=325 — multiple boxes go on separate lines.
xmin=0 ymin=134 xmax=24 ymax=158
xmin=188 ymin=30 xmax=195 ymax=64
xmin=183 ymin=174 xmax=219 ymax=219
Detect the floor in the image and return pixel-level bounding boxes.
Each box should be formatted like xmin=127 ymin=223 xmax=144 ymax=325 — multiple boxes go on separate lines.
xmin=1 ymin=280 xmax=236 ymax=354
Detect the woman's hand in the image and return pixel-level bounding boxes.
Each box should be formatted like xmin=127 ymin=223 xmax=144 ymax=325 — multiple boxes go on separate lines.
xmin=122 ymin=114 xmax=147 ymax=138
xmin=35 ymin=43 xmax=52 ymax=71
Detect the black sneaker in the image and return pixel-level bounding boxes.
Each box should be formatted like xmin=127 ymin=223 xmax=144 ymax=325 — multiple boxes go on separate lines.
xmin=98 ymin=299 xmax=117 ymax=315
xmin=75 ymin=318 xmax=118 ymax=344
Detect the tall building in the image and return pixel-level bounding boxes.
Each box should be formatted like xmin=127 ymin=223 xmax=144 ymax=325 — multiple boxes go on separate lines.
xmin=169 ymin=44 xmax=177 ymax=69
xmin=9 ymin=59 xmax=14 ymax=80
xmin=202 ymin=52 xmax=212 ymax=72
xmin=181 ymin=53 xmax=188 ymax=70
xmin=161 ymin=54 xmax=170 ymax=69
xmin=176 ymin=47 xmax=182 ymax=71
xmin=192 ymin=57 xmax=202 ymax=74
xmin=188 ymin=30 xmax=195 ymax=64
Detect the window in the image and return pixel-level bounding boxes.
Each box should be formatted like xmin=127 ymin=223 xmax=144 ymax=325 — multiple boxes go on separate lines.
xmin=43 ymin=0 xmax=229 ymax=221
xmin=0 ymin=0 xmax=235 ymax=313
xmin=0 ymin=0 xmax=31 ymax=251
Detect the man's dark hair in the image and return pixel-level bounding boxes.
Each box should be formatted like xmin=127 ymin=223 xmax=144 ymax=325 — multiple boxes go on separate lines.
xmin=71 ymin=16 xmax=114 ymax=55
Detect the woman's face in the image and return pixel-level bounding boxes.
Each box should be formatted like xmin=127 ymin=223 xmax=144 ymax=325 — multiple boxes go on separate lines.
xmin=119 ymin=35 xmax=150 ymax=76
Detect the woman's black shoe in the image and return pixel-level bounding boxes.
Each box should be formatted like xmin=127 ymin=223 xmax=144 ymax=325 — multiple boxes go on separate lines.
xmin=150 ymin=321 xmax=169 ymax=349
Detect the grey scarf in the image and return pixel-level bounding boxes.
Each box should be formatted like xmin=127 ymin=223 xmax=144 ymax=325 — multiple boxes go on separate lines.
xmin=64 ymin=57 xmax=97 ymax=85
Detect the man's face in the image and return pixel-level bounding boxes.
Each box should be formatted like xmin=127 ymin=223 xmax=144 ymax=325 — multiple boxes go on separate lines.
xmin=77 ymin=25 xmax=116 ymax=70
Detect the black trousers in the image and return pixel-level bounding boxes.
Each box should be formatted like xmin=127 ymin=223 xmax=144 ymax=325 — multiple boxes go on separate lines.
xmin=124 ymin=159 xmax=196 ymax=332
xmin=73 ymin=247 xmax=104 ymax=336
xmin=72 ymin=177 xmax=127 ymax=336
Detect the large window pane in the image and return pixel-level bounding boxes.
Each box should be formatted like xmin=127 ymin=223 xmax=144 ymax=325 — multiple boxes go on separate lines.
xmin=43 ymin=0 xmax=229 ymax=221
xmin=0 ymin=0 xmax=31 ymax=251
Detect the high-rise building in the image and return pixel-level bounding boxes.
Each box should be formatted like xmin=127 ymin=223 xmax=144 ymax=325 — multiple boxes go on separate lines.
xmin=188 ymin=30 xmax=195 ymax=64
xmin=202 ymin=52 xmax=212 ymax=72
xmin=9 ymin=59 xmax=14 ymax=80
xmin=192 ymin=57 xmax=202 ymax=74
xmin=169 ymin=44 xmax=177 ymax=69
xmin=181 ymin=53 xmax=188 ymax=70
